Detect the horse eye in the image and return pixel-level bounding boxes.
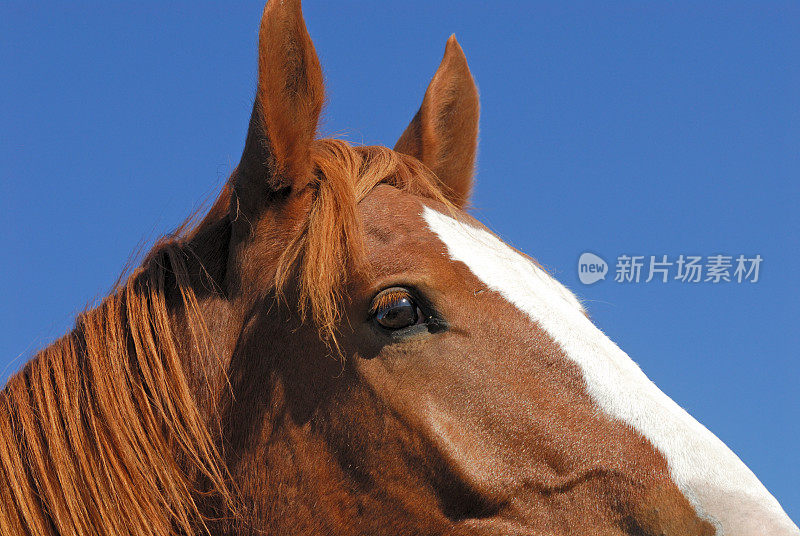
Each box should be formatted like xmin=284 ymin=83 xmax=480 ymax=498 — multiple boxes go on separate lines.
xmin=372 ymin=290 xmax=422 ymax=330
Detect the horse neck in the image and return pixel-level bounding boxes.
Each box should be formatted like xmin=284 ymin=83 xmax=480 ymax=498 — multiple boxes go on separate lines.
xmin=0 ymin=235 xmax=235 ymax=535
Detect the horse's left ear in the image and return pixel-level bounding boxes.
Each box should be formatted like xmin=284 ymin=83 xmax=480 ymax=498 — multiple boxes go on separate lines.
xmin=394 ymin=35 xmax=479 ymax=208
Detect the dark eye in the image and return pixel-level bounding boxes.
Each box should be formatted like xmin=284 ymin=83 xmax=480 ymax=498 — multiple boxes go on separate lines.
xmin=371 ymin=289 xmax=423 ymax=330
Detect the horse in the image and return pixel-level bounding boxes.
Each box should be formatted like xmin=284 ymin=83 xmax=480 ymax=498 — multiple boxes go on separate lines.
xmin=1 ymin=1 xmax=797 ymax=535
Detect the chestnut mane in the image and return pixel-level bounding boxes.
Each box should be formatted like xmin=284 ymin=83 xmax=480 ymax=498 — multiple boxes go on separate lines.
xmin=0 ymin=138 xmax=451 ymax=536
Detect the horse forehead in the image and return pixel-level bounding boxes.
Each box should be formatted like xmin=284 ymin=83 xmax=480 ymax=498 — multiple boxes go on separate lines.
xmin=357 ymin=185 xmax=462 ymax=262
xmin=358 ymin=185 xmax=583 ymax=313
xmin=420 ymin=205 xmax=798 ymax=536
xmin=358 ymin=184 xmax=441 ymax=236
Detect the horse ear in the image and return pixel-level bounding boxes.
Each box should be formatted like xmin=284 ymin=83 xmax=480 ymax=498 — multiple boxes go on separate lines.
xmin=394 ymin=35 xmax=479 ymax=208
xmin=235 ymin=0 xmax=324 ymax=208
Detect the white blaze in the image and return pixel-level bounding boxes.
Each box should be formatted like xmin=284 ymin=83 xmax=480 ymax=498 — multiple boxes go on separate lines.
xmin=423 ymin=206 xmax=798 ymax=536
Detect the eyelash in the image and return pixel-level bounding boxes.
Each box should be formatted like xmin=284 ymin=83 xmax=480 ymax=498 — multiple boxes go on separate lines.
xmin=369 ymin=289 xmax=415 ymax=317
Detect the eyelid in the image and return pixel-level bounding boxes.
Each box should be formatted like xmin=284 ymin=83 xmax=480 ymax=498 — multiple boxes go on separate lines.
xmin=369 ymin=288 xmax=414 ymax=316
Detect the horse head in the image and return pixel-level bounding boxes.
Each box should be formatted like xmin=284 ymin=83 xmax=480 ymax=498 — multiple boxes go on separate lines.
xmin=2 ymin=1 xmax=796 ymax=535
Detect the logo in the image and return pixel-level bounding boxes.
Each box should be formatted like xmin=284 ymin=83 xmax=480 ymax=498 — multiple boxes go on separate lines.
xmin=576 ymin=252 xmax=762 ymax=285
xmin=578 ymin=252 xmax=608 ymax=285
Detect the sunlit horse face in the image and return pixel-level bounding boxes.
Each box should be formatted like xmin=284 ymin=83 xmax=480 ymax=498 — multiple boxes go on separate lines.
xmin=206 ymin=3 xmax=800 ymax=535
xmin=3 ymin=2 xmax=797 ymax=535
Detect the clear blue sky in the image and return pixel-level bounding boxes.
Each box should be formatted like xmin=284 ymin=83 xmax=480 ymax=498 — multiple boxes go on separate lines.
xmin=1 ymin=0 xmax=798 ymax=522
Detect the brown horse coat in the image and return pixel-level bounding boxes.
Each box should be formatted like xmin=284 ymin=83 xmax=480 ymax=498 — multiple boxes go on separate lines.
xmin=1 ymin=1 xmax=796 ymax=535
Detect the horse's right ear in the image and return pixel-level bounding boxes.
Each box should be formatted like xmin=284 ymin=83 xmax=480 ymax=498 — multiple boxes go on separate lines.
xmin=234 ymin=0 xmax=324 ymax=215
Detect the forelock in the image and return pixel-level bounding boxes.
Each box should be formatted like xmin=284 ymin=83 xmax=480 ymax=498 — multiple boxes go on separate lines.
xmin=273 ymin=138 xmax=453 ymax=348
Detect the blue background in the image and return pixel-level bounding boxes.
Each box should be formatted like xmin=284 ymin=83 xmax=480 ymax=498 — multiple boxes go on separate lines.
xmin=1 ymin=1 xmax=798 ymax=522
